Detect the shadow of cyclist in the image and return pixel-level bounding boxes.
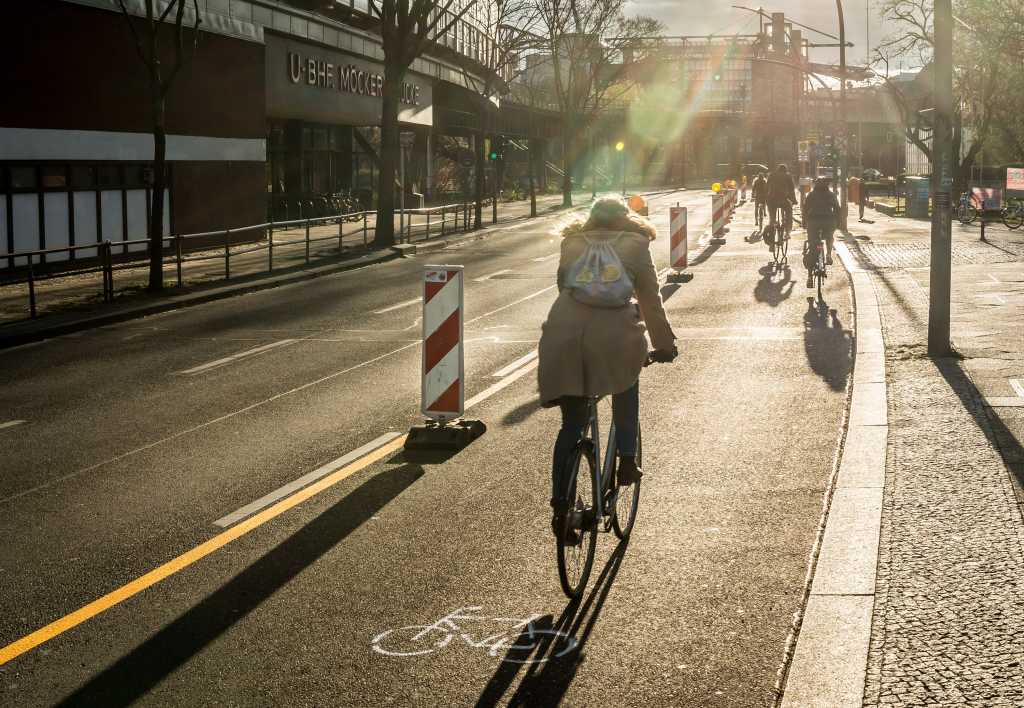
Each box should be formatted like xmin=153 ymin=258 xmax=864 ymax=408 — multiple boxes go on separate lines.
xmin=754 ymin=265 xmax=795 ymax=308
xmin=802 ymin=297 xmax=852 ymax=392
xmin=475 ymin=542 xmax=629 ymax=707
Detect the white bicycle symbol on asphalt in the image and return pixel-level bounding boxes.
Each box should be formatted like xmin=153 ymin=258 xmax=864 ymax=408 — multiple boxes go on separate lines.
xmin=371 ymin=606 xmax=578 ymax=664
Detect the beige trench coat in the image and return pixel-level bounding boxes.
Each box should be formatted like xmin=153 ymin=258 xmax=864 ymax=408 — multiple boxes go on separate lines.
xmin=537 ymin=229 xmax=676 ymax=406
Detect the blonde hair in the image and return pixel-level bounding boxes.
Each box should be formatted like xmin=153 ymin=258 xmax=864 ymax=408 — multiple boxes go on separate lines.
xmin=558 ymin=196 xmax=657 ymax=240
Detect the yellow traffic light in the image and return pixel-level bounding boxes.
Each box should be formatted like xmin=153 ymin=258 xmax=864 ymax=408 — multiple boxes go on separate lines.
xmin=615 ymin=141 xmax=625 ymax=152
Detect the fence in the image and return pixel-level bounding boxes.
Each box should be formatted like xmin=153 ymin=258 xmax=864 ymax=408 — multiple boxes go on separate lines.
xmin=1 ymin=199 xmax=483 ymax=320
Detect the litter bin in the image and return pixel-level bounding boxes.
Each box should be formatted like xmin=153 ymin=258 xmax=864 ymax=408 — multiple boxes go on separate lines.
xmin=904 ymin=176 xmax=930 ymax=218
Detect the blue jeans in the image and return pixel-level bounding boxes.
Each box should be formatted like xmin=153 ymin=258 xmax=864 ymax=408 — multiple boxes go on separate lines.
xmin=551 ymin=382 xmax=639 ymax=504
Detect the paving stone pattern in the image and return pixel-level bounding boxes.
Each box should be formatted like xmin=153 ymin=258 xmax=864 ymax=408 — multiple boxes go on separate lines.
xmin=852 ymin=241 xmax=1017 ymax=271
xmin=854 ymin=248 xmax=1024 ymax=706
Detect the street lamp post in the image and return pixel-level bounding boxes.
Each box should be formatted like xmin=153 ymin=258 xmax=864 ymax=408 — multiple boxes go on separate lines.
xmin=616 ymin=141 xmax=626 ymax=196
xmin=929 ymin=0 xmax=954 ymax=356
xmin=837 ymin=0 xmax=849 ymax=231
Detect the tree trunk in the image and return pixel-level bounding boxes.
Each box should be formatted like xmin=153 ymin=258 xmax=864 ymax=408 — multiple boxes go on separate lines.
xmin=375 ymin=72 xmax=403 ymax=248
xmin=148 ymin=97 xmax=167 ymax=292
xmin=474 ymin=129 xmax=485 ymax=230
xmin=561 ymin=124 xmax=573 ymax=207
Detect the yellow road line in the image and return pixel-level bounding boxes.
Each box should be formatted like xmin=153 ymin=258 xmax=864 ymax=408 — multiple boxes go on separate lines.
xmin=0 ymin=434 xmax=407 ymax=666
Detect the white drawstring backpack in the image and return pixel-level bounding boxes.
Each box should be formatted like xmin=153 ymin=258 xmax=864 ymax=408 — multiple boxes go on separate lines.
xmin=565 ymin=233 xmax=634 ymax=308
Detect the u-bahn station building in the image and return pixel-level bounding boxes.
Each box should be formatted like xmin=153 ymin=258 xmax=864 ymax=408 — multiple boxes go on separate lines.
xmin=1 ymin=2 xmax=898 ymax=262
xmin=0 ymin=0 xmax=562 ymax=261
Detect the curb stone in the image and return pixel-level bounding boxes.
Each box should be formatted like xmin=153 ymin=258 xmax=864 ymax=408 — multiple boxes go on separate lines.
xmin=780 ymin=240 xmax=888 ymax=708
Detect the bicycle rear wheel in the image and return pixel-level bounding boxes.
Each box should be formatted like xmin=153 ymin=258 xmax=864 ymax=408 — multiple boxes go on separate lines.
xmin=612 ymin=428 xmax=642 ymax=540
xmin=958 ymin=204 xmax=978 ymax=225
xmin=1003 ymin=206 xmax=1024 ymax=230
xmin=556 ymin=442 xmax=598 ymax=599
xmin=779 ymin=231 xmax=789 ymax=264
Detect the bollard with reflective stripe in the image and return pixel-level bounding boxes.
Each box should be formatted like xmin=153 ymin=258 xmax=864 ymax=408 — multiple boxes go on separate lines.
xmin=712 ymin=194 xmax=728 ymax=239
xmin=407 ymin=265 xmax=486 ymax=450
xmin=421 ymin=265 xmax=465 ymax=421
xmin=670 ymin=206 xmax=687 ymax=270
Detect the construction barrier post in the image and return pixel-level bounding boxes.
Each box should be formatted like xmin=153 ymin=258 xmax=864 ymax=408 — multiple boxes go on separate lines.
xmin=712 ymin=194 xmax=728 ymax=241
xmin=667 ymin=206 xmax=692 ymax=283
xmin=406 ymin=265 xmax=485 ymax=450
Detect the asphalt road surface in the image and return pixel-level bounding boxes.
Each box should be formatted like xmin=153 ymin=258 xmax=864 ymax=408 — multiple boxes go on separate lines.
xmin=0 ymin=190 xmax=853 ymax=707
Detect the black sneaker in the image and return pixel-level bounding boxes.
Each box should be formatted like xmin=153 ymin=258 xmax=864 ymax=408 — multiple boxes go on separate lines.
xmin=617 ymin=457 xmax=643 ymax=486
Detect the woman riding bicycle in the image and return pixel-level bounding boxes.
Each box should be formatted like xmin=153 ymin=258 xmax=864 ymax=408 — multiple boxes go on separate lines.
xmin=803 ymin=178 xmax=841 ymax=286
xmin=538 ymin=197 xmax=677 ymax=540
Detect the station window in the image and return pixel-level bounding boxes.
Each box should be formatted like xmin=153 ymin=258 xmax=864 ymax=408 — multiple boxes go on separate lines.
xmin=41 ymin=165 xmax=68 ymax=189
xmin=71 ymin=165 xmax=97 ymax=189
xmin=10 ymin=166 xmax=38 ymax=191
xmin=98 ymin=165 xmax=123 ymax=189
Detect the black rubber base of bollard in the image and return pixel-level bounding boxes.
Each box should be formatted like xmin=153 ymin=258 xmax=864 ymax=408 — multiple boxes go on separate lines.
xmin=666 ymin=271 xmax=693 ymax=283
xmin=404 ymin=419 xmax=487 ymax=451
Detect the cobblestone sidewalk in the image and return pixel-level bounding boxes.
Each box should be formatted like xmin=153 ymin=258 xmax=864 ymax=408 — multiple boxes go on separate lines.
xmin=847 ymin=231 xmax=1024 ymax=706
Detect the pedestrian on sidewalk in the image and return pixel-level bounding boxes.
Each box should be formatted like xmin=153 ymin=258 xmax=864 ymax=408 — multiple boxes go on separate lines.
xmin=859 ymin=181 xmax=869 ymax=221
xmin=538 ymin=196 xmax=677 ymax=541
xmin=803 ymin=178 xmax=841 ymax=286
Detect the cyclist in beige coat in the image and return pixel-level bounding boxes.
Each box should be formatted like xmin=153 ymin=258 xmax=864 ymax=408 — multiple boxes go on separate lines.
xmin=538 ymin=197 xmax=677 ymax=539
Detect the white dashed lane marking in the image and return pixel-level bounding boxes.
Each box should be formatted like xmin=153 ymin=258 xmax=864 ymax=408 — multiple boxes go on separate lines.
xmin=175 ymin=339 xmax=298 ymax=376
xmin=372 ymin=298 xmax=421 ymax=315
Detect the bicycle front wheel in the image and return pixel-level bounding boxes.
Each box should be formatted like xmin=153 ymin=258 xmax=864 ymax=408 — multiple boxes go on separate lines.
xmin=612 ymin=428 xmax=642 ymax=540
xmin=1003 ymin=207 xmax=1024 ymax=230
xmin=958 ymin=204 xmax=977 ymax=225
xmin=556 ymin=442 xmax=598 ymax=599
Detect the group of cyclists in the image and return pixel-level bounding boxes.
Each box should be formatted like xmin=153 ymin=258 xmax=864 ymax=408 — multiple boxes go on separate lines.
xmin=538 ymin=167 xmax=844 ymax=552
xmin=751 ymin=164 xmax=841 ymax=287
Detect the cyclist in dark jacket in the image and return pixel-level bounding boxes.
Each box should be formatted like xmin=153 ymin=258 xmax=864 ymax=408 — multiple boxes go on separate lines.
xmin=803 ymin=178 xmax=841 ymax=286
xmin=767 ymin=164 xmax=797 ymax=234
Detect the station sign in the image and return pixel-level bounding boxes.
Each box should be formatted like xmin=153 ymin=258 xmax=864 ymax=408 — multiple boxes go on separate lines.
xmin=266 ymin=33 xmax=433 ymax=127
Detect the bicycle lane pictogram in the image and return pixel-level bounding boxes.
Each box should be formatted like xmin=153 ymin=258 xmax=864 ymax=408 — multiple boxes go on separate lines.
xmin=371 ymin=606 xmax=578 ymax=664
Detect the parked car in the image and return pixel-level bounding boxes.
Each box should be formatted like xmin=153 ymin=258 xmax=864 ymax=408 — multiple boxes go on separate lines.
xmin=743 ymin=163 xmax=770 ymax=180
xmin=862 ymin=168 xmax=884 ymax=181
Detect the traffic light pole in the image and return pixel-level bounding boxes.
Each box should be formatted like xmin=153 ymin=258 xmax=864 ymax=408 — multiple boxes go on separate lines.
xmin=837 ymin=0 xmax=849 ymax=231
xmin=928 ymin=0 xmax=954 ymax=356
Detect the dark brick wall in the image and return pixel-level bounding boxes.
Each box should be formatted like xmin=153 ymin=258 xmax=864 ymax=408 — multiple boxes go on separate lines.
xmin=172 ymin=161 xmax=265 ymax=234
xmin=1 ymin=1 xmax=265 ymax=138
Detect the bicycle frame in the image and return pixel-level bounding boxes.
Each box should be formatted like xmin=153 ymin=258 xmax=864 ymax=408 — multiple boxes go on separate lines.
xmin=584 ymin=397 xmax=619 ymax=521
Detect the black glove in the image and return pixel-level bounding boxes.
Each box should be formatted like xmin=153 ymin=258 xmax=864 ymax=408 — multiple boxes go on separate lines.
xmin=649 ymin=346 xmax=678 ymax=364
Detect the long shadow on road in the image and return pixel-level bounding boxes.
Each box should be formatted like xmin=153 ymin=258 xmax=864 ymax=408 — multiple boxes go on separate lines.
xmin=55 ymin=464 xmax=425 ymax=707
xmin=754 ymin=264 xmax=795 ymax=307
xmin=803 ymin=297 xmax=853 ymax=392
xmin=475 ymin=542 xmax=628 ymax=707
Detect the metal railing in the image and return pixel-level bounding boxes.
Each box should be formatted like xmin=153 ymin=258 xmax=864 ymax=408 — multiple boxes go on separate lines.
xmin=2 ymin=199 xmax=485 ymax=320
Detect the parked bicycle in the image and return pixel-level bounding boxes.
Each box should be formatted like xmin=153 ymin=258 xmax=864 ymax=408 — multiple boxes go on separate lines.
xmin=956 ymin=191 xmax=980 ymax=225
xmin=1001 ymin=196 xmax=1024 ymax=230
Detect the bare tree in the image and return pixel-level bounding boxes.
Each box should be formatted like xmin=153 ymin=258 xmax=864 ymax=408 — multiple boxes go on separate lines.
xmin=875 ymin=0 xmax=1014 ymax=190
xmin=368 ymin=0 xmax=477 ymax=247
xmin=116 ymin=0 xmax=201 ymax=292
xmin=458 ymin=0 xmax=542 ymax=228
xmin=535 ymin=0 xmax=662 ymax=206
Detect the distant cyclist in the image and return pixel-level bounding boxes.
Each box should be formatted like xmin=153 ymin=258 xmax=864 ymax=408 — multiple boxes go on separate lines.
xmin=767 ymin=164 xmax=798 ymax=234
xmin=752 ymin=172 xmax=768 ymax=226
xmin=803 ymin=178 xmax=841 ymax=286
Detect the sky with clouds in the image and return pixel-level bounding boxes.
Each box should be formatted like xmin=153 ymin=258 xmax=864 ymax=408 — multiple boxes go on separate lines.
xmin=624 ymin=1 xmax=904 ymax=68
